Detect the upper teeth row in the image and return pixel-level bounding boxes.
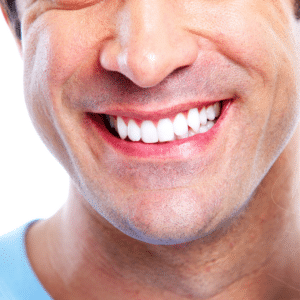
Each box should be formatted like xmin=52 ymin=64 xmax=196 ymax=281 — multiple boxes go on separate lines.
xmin=110 ymin=102 xmax=221 ymax=143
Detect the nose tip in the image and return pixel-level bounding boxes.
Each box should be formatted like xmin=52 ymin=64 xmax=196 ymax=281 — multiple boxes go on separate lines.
xmin=109 ymin=39 xmax=198 ymax=88
xmin=117 ymin=49 xmax=165 ymax=88
xmin=101 ymin=34 xmax=198 ymax=88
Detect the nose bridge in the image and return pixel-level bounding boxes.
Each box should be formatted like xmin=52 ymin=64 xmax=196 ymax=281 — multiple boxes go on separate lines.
xmin=100 ymin=0 xmax=198 ymax=88
xmin=122 ymin=0 xmax=162 ymax=43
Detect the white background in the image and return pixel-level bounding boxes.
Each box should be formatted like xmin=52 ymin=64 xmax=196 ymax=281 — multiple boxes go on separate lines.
xmin=0 ymin=13 xmax=69 ymax=235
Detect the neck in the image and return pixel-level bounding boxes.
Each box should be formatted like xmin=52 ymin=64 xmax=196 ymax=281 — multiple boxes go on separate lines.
xmin=27 ymin=127 xmax=300 ymax=300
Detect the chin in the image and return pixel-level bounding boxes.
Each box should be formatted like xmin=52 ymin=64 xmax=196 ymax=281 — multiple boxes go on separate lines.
xmin=110 ymin=188 xmax=230 ymax=245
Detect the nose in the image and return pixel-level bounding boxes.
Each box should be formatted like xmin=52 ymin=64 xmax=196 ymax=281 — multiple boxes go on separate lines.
xmin=100 ymin=0 xmax=199 ymax=88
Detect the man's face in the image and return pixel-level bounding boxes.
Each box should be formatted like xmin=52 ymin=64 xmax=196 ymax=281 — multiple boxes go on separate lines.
xmin=17 ymin=0 xmax=300 ymax=244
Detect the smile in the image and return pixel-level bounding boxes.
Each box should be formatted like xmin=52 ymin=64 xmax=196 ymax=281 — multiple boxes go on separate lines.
xmin=86 ymin=99 xmax=232 ymax=159
xmin=107 ymin=102 xmax=221 ymax=144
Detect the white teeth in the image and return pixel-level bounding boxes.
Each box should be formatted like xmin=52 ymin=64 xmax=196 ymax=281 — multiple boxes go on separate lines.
xmin=199 ymin=107 xmax=207 ymax=125
xmin=117 ymin=116 xmax=127 ymax=139
xmin=173 ymin=113 xmax=188 ymax=136
xmin=199 ymin=121 xmax=215 ymax=133
xmin=187 ymin=108 xmax=200 ymax=132
xmin=199 ymin=125 xmax=209 ymax=133
xmin=188 ymin=129 xmax=197 ymax=137
xmin=141 ymin=120 xmax=159 ymax=143
xmin=128 ymin=119 xmax=141 ymax=141
xmin=214 ymin=102 xmax=221 ymax=118
xmin=157 ymin=118 xmax=175 ymax=142
xmin=111 ymin=102 xmax=221 ymax=143
xmin=206 ymin=105 xmax=216 ymax=121
xmin=176 ymin=132 xmax=189 ymax=140
xmin=206 ymin=120 xmax=215 ymax=130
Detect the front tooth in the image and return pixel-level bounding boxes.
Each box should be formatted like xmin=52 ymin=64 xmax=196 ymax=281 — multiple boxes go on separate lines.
xmin=141 ymin=120 xmax=159 ymax=143
xmin=157 ymin=118 xmax=175 ymax=142
xmin=173 ymin=113 xmax=188 ymax=136
xmin=199 ymin=107 xmax=207 ymax=125
xmin=128 ymin=119 xmax=141 ymax=141
xmin=117 ymin=116 xmax=128 ymax=139
xmin=206 ymin=105 xmax=216 ymax=121
xmin=187 ymin=108 xmax=200 ymax=132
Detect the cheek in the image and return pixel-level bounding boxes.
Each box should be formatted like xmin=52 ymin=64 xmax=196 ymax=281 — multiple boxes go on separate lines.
xmin=123 ymin=188 xmax=221 ymax=244
xmin=218 ymin=2 xmax=300 ymax=163
xmin=188 ymin=0 xmax=296 ymax=93
xmin=22 ymin=5 xmax=115 ymax=112
xmin=21 ymin=7 xmax=113 ymax=173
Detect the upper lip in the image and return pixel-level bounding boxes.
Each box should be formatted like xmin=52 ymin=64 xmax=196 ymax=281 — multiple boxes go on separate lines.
xmin=92 ymin=99 xmax=229 ymax=121
xmin=67 ymin=51 xmax=248 ymax=118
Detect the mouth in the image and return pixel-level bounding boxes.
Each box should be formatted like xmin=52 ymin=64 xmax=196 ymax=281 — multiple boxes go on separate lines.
xmin=85 ymin=99 xmax=232 ymax=159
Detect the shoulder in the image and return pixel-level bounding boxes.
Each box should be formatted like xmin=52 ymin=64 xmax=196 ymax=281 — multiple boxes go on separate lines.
xmin=0 ymin=222 xmax=32 ymax=283
xmin=0 ymin=221 xmax=52 ymax=300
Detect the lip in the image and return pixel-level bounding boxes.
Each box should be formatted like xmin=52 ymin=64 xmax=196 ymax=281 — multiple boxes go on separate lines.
xmin=84 ymin=99 xmax=233 ymax=160
xmin=89 ymin=99 xmax=228 ymax=122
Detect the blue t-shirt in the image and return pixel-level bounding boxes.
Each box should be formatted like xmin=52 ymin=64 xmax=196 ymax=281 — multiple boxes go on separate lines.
xmin=0 ymin=222 xmax=52 ymax=299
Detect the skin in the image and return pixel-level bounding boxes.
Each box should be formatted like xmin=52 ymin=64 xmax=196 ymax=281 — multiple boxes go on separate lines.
xmin=2 ymin=0 xmax=300 ymax=298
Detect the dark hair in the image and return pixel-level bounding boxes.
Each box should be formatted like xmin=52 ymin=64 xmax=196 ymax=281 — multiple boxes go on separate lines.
xmin=1 ymin=0 xmax=21 ymax=39
xmin=296 ymin=1 xmax=300 ymax=19
xmin=1 ymin=0 xmax=300 ymax=41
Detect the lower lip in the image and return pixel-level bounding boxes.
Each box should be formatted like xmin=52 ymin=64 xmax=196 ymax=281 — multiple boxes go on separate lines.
xmin=85 ymin=100 xmax=232 ymax=160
